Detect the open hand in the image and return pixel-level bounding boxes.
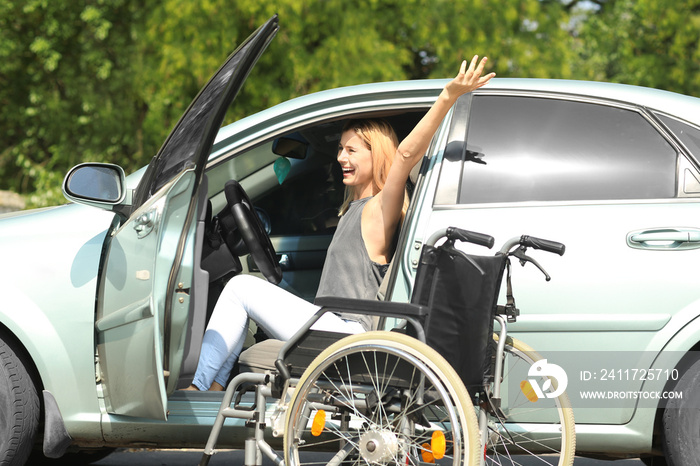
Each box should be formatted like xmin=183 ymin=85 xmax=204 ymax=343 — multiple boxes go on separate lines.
xmin=445 ymin=55 xmax=496 ymax=99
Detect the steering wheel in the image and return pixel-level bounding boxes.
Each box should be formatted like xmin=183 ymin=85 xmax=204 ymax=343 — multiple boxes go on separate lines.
xmin=223 ymin=180 xmax=282 ymax=284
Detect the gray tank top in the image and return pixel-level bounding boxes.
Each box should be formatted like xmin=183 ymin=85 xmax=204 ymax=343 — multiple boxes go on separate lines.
xmin=315 ymin=197 xmax=389 ymax=330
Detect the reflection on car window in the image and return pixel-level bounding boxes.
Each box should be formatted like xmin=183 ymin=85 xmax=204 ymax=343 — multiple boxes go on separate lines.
xmin=207 ymin=142 xmax=279 ymax=197
xmin=459 ymin=96 xmax=677 ymax=204
xmin=656 ymin=113 xmax=700 ymax=162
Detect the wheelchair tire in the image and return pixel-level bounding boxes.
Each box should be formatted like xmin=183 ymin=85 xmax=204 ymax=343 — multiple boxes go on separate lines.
xmin=284 ymin=331 xmax=481 ymax=466
xmin=485 ymin=335 xmax=576 ymax=466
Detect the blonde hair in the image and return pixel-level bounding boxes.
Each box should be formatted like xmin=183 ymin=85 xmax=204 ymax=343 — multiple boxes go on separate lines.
xmin=338 ymin=119 xmax=408 ymax=217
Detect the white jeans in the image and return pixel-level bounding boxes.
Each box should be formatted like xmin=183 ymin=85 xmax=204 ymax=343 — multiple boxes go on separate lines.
xmin=191 ymin=275 xmax=365 ymax=390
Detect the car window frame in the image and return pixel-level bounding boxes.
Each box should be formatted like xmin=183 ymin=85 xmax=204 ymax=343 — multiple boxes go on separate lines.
xmin=202 ymin=104 xmax=437 ymax=222
xmin=652 ymin=111 xmax=700 ymax=198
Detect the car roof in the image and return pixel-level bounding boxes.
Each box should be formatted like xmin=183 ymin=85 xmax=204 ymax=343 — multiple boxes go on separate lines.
xmin=486 ymin=78 xmax=700 ymax=124
xmin=212 ymin=78 xmax=700 ymax=161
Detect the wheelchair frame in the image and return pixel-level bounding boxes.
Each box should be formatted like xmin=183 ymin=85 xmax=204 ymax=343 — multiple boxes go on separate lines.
xmin=198 ymin=228 xmax=575 ymax=466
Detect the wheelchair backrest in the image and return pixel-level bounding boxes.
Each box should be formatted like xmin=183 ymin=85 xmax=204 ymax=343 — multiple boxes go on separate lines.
xmin=411 ymin=241 xmax=507 ymax=392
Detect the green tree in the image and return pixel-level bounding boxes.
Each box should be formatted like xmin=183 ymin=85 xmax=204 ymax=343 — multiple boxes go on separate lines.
xmin=576 ymin=0 xmax=700 ymax=96
xmin=139 ymin=0 xmax=578 ymax=129
xmin=0 ymin=0 xmax=580 ymax=208
xmin=0 ymin=0 xmax=151 ymax=206
xmin=386 ymin=0 xmax=577 ymax=79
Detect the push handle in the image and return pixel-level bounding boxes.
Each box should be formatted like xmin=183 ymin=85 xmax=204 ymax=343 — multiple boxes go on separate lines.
xmin=520 ymin=235 xmax=566 ymax=256
xmin=446 ymin=226 xmax=495 ymax=249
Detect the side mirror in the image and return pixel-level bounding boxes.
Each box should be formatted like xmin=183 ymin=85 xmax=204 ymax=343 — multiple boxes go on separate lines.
xmin=63 ymin=163 xmax=127 ymax=209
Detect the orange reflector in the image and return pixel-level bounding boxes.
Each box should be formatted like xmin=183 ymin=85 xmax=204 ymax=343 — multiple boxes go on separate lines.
xmin=520 ymin=380 xmax=539 ymax=402
xmin=431 ymin=430 xmax=446 ymax=460
xmin=311 ymin=410 xmax=326 ymax=437
xmin=421 ymin=442 xmax=435 ymax=463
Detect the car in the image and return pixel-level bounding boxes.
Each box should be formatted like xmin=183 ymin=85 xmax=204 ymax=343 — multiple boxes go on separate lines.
xmin=2 ymin=14 xmax=700 ymax=466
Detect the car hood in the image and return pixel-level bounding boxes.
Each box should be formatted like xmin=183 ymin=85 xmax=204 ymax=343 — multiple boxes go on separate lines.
xmin=0 ymin=205 xmax=59 ymax=221
xmin=0 ymin=202 xmax=113 ymax=239
xmin=0 ymin=203 xmax=116 ymax=304
xmin=0 ymin=165 xmax=145 ymax=295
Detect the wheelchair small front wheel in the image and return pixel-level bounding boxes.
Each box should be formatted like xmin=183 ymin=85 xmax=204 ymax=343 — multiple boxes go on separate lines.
xmin=284 ymin=331 xmax=481 ymax=466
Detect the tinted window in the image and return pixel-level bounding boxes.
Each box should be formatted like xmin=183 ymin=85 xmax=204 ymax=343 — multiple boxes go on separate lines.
xmin=656 ymin=113 xmax=700 ymax=162
xmin=137 ymin=18 xmax=278 ymax=206
xmin=458 ymin=96 xmax=677 ymax=204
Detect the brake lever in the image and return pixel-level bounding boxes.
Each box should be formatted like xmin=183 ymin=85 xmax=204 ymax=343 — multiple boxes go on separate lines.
xmin=512 ymin=247 xmax=551 ymax=282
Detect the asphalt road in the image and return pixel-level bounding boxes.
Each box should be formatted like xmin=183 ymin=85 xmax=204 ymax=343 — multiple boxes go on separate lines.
xmin=91 ymin=448 xmax=647 ymax=466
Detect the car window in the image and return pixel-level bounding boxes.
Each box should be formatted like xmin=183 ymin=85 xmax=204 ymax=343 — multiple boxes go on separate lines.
xmin=135 ymin=18 xmax=278 ymax=208
xmin=656 ymin=113 xmax=700 ymax=162
xmin=206 ymin=142 xmax=279 ymax=196
xmin=456 ymin=95 xmax=677 ymax=204
xmin=206 ymin=135 xmax=344 ymax=236
xmin=208 ymin=110 xmax=428 ymax=236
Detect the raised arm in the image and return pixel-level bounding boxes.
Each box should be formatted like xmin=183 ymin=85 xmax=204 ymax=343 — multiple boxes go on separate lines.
xmin=368 ymin=56 xmax=495 ymax=259
xmin=395 ymin=56 xmax=494 ymax=177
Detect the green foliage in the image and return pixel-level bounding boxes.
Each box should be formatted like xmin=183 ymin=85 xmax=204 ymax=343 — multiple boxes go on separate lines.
xmin=0 ymin=0 xmax=150 ymax=207
xmin=576 ymin=0 xmax=700 ymax=95
xmin=1 ymin=0 xmax=697 ymax=208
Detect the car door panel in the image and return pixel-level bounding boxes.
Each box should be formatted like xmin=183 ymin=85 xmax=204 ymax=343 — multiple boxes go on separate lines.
xmin=96 ymin=16 xmax=279 ymax=420
xmin=421 ymin=200 xmax=700 ymax=425
xmin=399 ymin=91 xmax=700 ymax=427
xmin=97 ymin=172 xmax=194 ymax=419
xmin=274 ymin=235 xmax=330 ymax=302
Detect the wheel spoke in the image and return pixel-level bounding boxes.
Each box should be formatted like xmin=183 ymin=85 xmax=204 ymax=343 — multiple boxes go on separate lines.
xmin=285 ymin=332 xmax=480 ymax=466
xmin=483 ymin=337 xmax=574 ymax=466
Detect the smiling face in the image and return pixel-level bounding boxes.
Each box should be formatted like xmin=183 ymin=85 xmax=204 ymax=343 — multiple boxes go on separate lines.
xmin=338 ymin=129 xmax=375 ymax=199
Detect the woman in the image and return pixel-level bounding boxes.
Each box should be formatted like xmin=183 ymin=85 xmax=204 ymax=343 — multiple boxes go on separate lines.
xmin=187 ymin=56 xmax=495 ymax=391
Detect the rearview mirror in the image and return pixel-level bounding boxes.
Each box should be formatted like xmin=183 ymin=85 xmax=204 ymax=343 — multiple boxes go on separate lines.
xmin=272 ymin=135 xmax=308 ymax=159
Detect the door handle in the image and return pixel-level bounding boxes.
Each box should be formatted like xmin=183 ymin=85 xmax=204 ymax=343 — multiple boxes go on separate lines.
xmin=627 ymin=228 xmax=700 ymax=251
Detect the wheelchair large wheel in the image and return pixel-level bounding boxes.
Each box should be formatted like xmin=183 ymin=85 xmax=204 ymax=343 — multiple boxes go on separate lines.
xmin=284 ymin=331 xmax=481 ymax=466
xmin=483 ymin=335 xmax=575 ymax=466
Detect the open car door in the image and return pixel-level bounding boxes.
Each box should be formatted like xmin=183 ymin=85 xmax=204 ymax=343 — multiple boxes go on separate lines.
xmin=94 ymin=16 xmax=278 ymax=420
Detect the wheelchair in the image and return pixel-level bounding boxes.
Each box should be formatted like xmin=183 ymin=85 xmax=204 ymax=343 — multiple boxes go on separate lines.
xmin=199 ymin=227 xmax=575 ymax=466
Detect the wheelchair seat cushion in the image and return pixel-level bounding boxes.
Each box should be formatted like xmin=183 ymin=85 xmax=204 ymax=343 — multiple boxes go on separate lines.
xmin=238 ymin=339 xmax=284 ymax=373
xmin=237 ymin=330 xmax=352 ymax=375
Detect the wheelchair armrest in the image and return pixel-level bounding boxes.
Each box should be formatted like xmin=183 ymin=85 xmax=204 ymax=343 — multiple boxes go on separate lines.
xmin=314 ymin=297 xmax=429 ymax=320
